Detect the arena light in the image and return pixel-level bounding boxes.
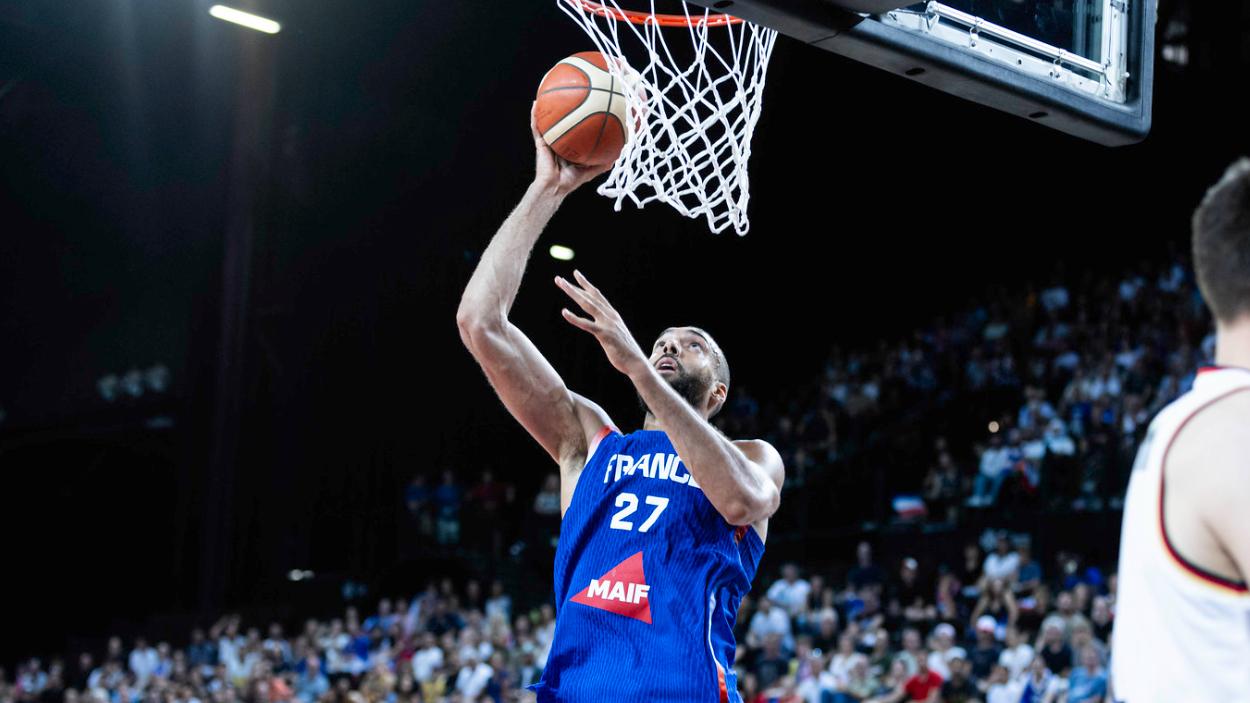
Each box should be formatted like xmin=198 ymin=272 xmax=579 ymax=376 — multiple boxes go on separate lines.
xmin=209 ymin=5 xmax=281 ymax=34
xmin=549 ymin=245 xmax=575 ymax=261
xmin=988 ymin=421 xmax=1000 ymax=433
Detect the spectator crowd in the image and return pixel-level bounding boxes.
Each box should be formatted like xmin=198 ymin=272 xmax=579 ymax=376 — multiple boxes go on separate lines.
xmin=1 ymin=579 xmax=549 ymax=703
xmin=713 ymin=251 xmax=1211 ymax=526
xmin=0 ymin=532 xmax=1118 ymax=703
xmin=734 ymin=535 xmax=1115 ymax=703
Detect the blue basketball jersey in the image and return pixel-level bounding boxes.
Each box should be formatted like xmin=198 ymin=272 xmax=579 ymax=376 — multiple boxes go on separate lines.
xmin=529 ymin=428 xmax=765 ymax=702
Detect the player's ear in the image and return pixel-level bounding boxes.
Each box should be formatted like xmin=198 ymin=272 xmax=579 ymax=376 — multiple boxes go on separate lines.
xmin=708 ymin=381 xmax=728 ymax=414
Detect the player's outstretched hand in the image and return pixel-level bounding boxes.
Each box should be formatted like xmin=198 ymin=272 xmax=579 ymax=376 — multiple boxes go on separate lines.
xmin=531 ymin=102 xmax=613 ymax=197
xmin=556 ymin=270 xmax=649 ymax=378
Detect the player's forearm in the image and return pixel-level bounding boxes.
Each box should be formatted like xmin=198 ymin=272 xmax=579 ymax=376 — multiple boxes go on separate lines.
xmin=457 ymin=184 xmax=565 ymax=328
xmin=629 ymin=364 xmax=778 ymax=524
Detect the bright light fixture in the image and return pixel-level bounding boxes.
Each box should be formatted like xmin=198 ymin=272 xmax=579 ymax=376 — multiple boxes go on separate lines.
xmin=209 ymin=5 xmax=281 ymax=34
xmin=549 ymin=245 xmax=575 ymax=261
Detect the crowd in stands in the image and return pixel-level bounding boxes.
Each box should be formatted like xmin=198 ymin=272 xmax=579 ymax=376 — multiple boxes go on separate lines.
xmin=0 ymin=578 xmax=547 ymax=703
xmin=714 ymin=252 xmax=1212 ymax=525
xmin=404 ymin=471 xmax=521 ymax=557
xmin=0 ymin=531 xmax=1117 ymax=703
xmin=735 ymin=534 xmax=1116 ymax=703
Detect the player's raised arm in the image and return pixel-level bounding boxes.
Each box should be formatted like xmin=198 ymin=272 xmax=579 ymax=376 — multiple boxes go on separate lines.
xmin=456 ymin=106 xmax=613 ymax=465
xmin=554 ymin=271 xmax=783 ymax=527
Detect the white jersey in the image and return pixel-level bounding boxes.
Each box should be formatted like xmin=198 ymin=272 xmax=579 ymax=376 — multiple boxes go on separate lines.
xmin=1112 ymin=367 xmax=1250 ymax=702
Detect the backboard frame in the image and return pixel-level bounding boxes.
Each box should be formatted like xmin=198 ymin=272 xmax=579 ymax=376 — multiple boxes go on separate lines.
xmin=685 ymin=0 xmax=1155 ymax=145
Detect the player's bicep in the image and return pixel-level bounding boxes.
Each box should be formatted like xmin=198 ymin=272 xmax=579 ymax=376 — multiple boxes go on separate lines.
xmin=463 ymin=320 xmax=586 ymax=463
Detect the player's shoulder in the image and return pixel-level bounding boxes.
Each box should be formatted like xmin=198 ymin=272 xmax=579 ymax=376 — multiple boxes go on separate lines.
xmin=570 ymin=391 xmax=616 ymax=433
xmin=1151 ymin=374 xmax=1250 ymax=435
xmin=1166 ymin=377 xmax=1250 ymax=438
xmin=1175 ymin=390 xmax=1250 ymax=445
xmin=1165 ymin=383 xmax=1250 ymax=484
xmin=559 ymin=392 xmax=618 ymax=467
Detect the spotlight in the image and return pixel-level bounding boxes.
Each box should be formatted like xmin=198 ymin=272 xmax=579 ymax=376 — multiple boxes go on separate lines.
xmin=549 ymin=245 xmax=575 ymax=261
xmin=988 ymin=421 xmax=1000 ymax=433
xmin=209 ymin=5 xmax=281 ymax=34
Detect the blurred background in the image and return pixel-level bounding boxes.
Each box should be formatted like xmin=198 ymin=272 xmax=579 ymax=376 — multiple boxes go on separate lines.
xmin=1 ymin=0 xmax=1247 ymax=701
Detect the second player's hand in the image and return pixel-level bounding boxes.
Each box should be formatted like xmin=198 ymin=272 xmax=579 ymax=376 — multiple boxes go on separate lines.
xmin=531 ymin=103 xmax=612 ymax=197
xmin=556 ymin=270 xmax=649 ymax=378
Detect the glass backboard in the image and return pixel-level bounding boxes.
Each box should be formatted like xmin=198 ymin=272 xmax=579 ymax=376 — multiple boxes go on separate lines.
xmin=687 ymin=0 xmax=1154 ymax=145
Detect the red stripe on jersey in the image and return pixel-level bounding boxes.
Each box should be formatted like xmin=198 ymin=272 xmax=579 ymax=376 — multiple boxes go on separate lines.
xmin=588 ymin=425 xmax=615 ymax=454
xmin=1198 ymin=365 xmax=1250 ymax=376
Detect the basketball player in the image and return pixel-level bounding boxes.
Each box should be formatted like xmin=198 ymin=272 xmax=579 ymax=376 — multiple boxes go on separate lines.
xmin=1111 ymin=158 xmax=1250 ymax=701
xmin=455 ymin=107 xmax=784 ymax=702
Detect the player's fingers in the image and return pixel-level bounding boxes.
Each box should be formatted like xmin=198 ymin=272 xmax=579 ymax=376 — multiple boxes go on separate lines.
xmin=561 ymin=308 xmax=595 ymax=332
xmin=530 ymin=102 xmax=542 ymax=141
xmin=572 ymin=270 xmax=602 ymax=297
xmin=572 ymin=270 xmax=615 ymax=313
xmin=555 ymin=276 xmax=603 ymax=317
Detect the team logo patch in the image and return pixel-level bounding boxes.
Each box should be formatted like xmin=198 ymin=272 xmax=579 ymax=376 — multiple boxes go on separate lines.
xmin=569 ymin=551 xmax=652 ymax=624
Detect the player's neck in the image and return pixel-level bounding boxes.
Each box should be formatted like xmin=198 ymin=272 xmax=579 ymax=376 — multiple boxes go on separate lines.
xmin=642 ymin=414 xmax=664 ymax=432
xmin=1215 ymin=317 xmax=1250 ymax=371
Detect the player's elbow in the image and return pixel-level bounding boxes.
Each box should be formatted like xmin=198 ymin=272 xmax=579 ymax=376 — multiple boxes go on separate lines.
xmin=724 ymin=484 xmax=780 ymax=527
xmin=456 ymin=307 xmax=502 ymax=350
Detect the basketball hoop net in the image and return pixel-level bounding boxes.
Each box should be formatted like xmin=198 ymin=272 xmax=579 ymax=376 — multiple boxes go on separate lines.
xmin=559 ymin=0 xmax=778 ymax=235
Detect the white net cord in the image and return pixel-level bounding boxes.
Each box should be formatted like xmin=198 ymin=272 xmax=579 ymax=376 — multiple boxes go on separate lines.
xmin=558 ymin=0 xmax=778 ymax=235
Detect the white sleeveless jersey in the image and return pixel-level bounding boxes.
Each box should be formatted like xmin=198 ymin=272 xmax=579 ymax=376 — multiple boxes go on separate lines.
xmin=1111 ymin=367 xmax=1250 ymax=703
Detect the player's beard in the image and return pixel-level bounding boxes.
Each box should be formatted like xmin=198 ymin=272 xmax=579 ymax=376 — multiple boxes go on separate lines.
xmin=637 ymin=367 xmax=710 ymax=418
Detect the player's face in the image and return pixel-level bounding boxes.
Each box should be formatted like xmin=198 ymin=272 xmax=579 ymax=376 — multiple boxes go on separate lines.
xmin=640 ymin=327 xmax=724 ymax=416
xmin=649 ymin=328 xmax=714 ymax=380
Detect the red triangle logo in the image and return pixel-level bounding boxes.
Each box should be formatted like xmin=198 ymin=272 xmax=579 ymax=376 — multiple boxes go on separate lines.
xmin=569 ymin=551 xmax=652 ymax=624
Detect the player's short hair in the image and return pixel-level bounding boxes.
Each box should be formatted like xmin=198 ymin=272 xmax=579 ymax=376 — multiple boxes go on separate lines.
xmin=1193 ymin=158 xmax=1250 ymax=323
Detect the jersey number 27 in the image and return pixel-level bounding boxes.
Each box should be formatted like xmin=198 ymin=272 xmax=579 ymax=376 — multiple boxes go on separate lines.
xmin=610 ymin=493 xmax=669 ymax=533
